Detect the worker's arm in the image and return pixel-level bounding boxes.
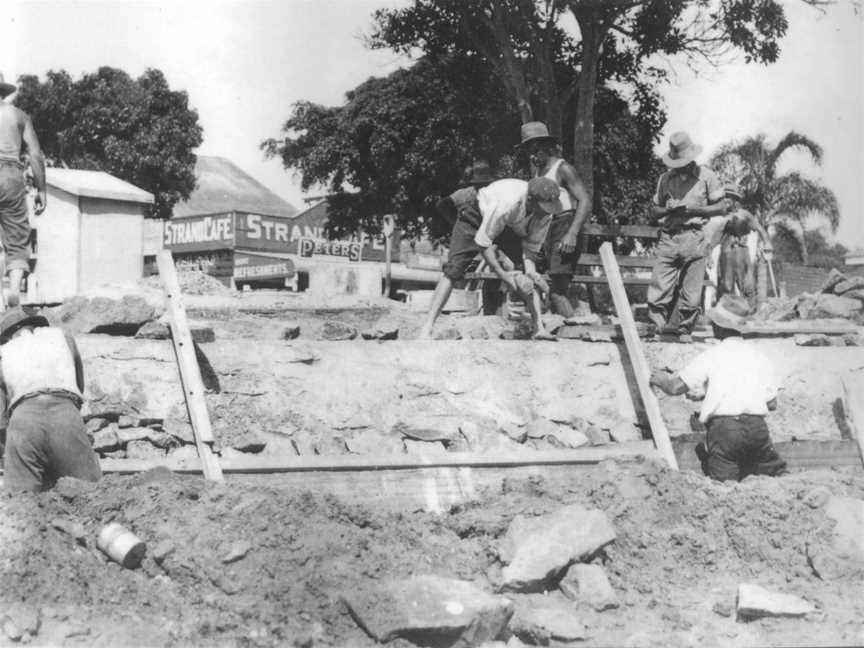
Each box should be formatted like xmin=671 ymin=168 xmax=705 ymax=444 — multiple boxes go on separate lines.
xmin=556 ymin=163 xmax=591 ymax=254
xmin=22 ymin=114 xmax=46 ymax=215
xmin=480 ymin=245 xmax=518 ymax=293
xmin=65 ymin=334 xmax=85 ymax=393
xmin=650 ymin=370 xmax=689 ymax=396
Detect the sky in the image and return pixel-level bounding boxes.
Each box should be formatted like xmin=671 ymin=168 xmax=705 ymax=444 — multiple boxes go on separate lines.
xmin=2 ymin=0 xmax=862 ymax=247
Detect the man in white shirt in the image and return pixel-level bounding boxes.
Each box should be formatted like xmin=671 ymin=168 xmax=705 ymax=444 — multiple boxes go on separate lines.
xmin=649 ymin=294 xmax=787 ymax=481
xmin=418 ymin=177 xmax=561 ymax=340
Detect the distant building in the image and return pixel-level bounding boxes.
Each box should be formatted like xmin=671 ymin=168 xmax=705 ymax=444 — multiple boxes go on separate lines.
xmin=845 ymin=249 xmax=864 ymax=266
xmin=27 ymin=169 xmax=153 ymax=304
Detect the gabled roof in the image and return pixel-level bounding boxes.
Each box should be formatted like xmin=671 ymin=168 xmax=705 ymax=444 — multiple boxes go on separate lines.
xmin=173 ymin=156 xmax=298 ymax=219
xmin=47 ymin=168 xmax=154 ymax=204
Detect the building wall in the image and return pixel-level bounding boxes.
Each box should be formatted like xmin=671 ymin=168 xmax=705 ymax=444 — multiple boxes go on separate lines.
xmin=78 ymin=197 xmax=144 ymax=291
xmin=300 ymin=259 xmax=383 ymax=297
xmin=30 ymin=187 xmax=81 ymax=303
xmin=143 ymin=218 xmax=165 ymax=256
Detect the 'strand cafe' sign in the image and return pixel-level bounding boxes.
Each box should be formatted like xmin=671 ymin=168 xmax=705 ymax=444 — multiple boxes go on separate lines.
xmin=163 ymin=204 xmax=397 ymax=263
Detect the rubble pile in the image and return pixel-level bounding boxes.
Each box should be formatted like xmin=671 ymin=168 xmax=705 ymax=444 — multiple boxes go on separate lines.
xmin=1 ymin=460 xmax=861 ymax=646
xmin=755 ymin=268 xmax=864 ymax=323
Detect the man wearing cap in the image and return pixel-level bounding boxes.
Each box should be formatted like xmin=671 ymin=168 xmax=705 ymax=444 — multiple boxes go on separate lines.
xmin=418 ymin=177 xmax=562 ymax=340
xmin=649 ymin=131 xmax=728 ymax=342
xmin=649 ymin=295 xmax=787 ymax=482
xmin=0 ymin=307 xmax=101 ymax=492
xmin=714 ymin=185 xmax=773 ymax=303
xmin=0 ymin=72 xmax=47 ymax=308
xmin=518 ymin=122 xmax=591 ymax=317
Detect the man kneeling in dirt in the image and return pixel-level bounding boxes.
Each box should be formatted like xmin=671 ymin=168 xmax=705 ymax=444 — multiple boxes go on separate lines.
xmin=649 ymin=295 xmax=787 ymax=481
xmin=418 ymin=177 xmax=562 ymax=340
xmin=0 ymin=307 xmax=101 ymax=491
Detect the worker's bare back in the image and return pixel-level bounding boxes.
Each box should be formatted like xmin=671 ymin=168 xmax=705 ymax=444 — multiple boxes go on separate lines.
xmin=0 ymin=103 xmax=28 ymax=162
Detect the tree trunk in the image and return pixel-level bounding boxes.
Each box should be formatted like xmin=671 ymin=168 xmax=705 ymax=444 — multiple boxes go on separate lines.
xmin=571 ymin=9 xmax=607 ymax=201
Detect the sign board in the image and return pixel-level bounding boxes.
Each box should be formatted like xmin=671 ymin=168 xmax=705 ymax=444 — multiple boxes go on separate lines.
xmin=164 ymin=214 xmax=234 ymax=253
xmin=233 ymin=252 xmax=295 ymax=281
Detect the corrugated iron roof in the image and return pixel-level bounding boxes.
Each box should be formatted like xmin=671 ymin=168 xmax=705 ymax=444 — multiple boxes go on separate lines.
xmin=173 ymin=156 xmax=298 ymax=218
xmin=47 ymin=168 xmax=154 ymax=204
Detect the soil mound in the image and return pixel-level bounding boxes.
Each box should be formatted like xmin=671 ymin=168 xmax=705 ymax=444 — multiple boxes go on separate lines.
xmin=1 ymin=460 xmax=862 ymax=647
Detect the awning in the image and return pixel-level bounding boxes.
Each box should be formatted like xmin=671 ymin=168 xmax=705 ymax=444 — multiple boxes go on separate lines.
xmin=233 ymin=252 xmax=295 ymax=281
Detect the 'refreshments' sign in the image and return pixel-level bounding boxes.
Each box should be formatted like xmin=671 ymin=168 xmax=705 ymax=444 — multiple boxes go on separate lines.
xmin=233 ymin=252 xmax=295 ymax=281
xmin=163 ymin=214 xmax=234 ymax=252
xmin=234 ymin=201 xmax=399 ymax=263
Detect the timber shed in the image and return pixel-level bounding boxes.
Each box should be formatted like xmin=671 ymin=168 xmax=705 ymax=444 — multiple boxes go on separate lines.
xmin=26 ymin=168 xmax=153 ymax=304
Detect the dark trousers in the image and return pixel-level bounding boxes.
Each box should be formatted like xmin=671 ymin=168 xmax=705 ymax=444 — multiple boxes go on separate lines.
xmin=3 ymin=394 xmax=101 ymax=492
xmin=704 ymin=414 xmax=786 ymax=482
xmin=0 ymin=160 xmax=31 ymax=272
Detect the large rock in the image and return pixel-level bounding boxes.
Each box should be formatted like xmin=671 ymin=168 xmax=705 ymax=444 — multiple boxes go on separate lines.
xmin=319 ymin=321 xmax=358 ymax=341
xmin=819 ymin=268 xmax=847 ymax=294
xmin=736 ymin=583 xmax=814 ymax=620
xmin=559 ymin=564 xmax=618 ymax=611
xmin=753 ymin=297 xmax=799 ymax=322
xmin=508 ymin=593 xmax=586 ymax=644
xmin=801 ymin=294 xmax=861 ymax=320
xmin=834 ymin=276 xmax=864 ymax=295
xmin=48 ymin=295 xmax=160 ymax=335
xmin=343 ymin=575 xmax=513 ymax=645
xmin=499 ymin=505 xmax=616 ymax=592
xmin=807 ymin=496 xmax=864 ymax=579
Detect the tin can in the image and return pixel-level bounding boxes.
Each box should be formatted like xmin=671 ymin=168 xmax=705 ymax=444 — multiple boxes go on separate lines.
xmin=97 ymin=522 xmax=146 ymax=569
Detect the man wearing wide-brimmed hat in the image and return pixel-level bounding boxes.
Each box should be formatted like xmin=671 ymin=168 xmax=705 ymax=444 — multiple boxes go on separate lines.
xmin=517 ymin=122 xmax=591 ymax=317
xmin=0 ymin=307 xmax=101 ymax=491
xmin=649 ymin=295 xmax=787 ymax=481
xmin=434 ymin=160 xmax=496 ymax=229
xmin=0 ymin=72 xmax=47 ymax=308
xmin=419 ymin=176 xmax=563 ymax=340
xmin=649 ymin=131 xmax=728 ymax=341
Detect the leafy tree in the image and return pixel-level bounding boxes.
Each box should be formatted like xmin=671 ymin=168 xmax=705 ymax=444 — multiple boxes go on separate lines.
xmin=262 ymin=55 xmax=659 ymax=240
xmin=15 ymin=67 xmax=203 ymax=219
xmin=371 ymin=0 xmax=817 ymax=197
xmin=710 ymin=132 xmax=840 ymax=265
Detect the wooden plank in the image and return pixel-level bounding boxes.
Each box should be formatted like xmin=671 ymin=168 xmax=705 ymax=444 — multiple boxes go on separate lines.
xmin=599 ymin=242 xmax=678 ymax=470
xmin=570 ymin=276 xmax=652 ymax=286
xmin=741 ymin=321 xmax=860 ymax=336
xmin=156 ymin=250 xmax=224 ymax=482
xmin=577 ymin=253 xmax=655 ymax=268
xmin=674 ymin=439 xmax=864 ymax=473
xmin=100 ymin=441 xmax=657 ymax=475
xmin=581 ymin=224 xmax=660 ymax=239
xmin=841 ymin=374 xmax=864 ymax=467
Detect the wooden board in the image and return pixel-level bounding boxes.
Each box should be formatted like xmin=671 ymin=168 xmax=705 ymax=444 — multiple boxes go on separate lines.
xmin=841 ymin=374 xmax=864 ymax=467
xmin=741 ymin=321 xmax=860 ymax=336
xmin=156 ymin=250 xmax=224 ymax=482
xmin=674 ymin=439 xmax=864 ymax=473
xmin=599 ymin=242 xmax=678 ymax=470
xmin=581 ymin=224 xmax=660 ymax=239
xmin=576 ymin=253 xmax=655 ymax=268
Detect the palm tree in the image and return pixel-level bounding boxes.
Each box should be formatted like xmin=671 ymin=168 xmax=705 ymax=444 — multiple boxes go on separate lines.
xmin=710 ymin=132 xmax=840 ymax=264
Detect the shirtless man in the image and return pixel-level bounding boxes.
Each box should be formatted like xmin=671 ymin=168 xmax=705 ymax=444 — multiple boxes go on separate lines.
xmin=0 ymin=72 xmax=46 ymax=307
xmin=517 ymin=122 xmax=591 ymax=317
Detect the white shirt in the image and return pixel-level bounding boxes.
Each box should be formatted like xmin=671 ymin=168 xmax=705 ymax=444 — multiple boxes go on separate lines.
xmin=678 ymin=337 xmax=777 ymax=423
xmin=474 ymin=179 xmax=552 ymax=257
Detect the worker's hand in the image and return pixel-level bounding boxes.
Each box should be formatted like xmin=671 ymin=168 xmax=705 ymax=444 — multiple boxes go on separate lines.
xmin=502 ymin=272 xmax=519 ymax=295
xmin=33 ymin=191 xmax=46 ymax=215
xmin=556 ymin=231 xmax=579 ymax=255
xmin=649 ymin=370 xmax=667 ymax=388
xmin=526 ymin=270 xmax=549 ymax=297
xmin=762 ymin=246 xmax=774 ymax=262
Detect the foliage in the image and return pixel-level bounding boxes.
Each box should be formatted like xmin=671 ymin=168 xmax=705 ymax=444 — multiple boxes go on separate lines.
xmin=262 ymin=55 xmax=659 ymax=240
xmin=710 ymin=131 xmax=840 ymax=264
xmin=15 ymin=67 xmax=203 ymax=219
xmin=773 ymin=225 xmax=847 ymax=267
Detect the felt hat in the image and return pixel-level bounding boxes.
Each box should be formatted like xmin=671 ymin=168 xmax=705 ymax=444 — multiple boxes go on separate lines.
xmin=724 ymin=184 xmax=743 ymax=200
xmin=0 ymin=73 xmax=16 ymax=99
xmin=527 ymin=176 xmax=563 ymax=214
xmin=662 ymin=131 xmax=703 ymax=168
xmin=706 ymin=294 xmax=751 ymax=332
xmin=516 ymin=122 xmax=557 ymax=149
xmin=0 ymin=307 xmax=49 ymax=344
xmin=465 ymin=160 xmax=495 ymax=186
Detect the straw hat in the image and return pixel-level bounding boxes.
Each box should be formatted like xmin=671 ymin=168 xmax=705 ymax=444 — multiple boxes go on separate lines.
xmin=706 ymin=294 xmax=751 ymax=332
xmin=662 ymin=131 xmax=703 ymax=168
xmin=516 ymin=122 xmax=557 ymax=148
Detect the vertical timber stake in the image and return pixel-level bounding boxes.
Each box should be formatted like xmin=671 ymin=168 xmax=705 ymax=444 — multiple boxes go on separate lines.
xmin=841 ymin=374 xmax=864 ymax=468
xmin=599 ymin=242 xmax=678 ymax=470
xmin=156 ymin=250 xmax=224 ymax=481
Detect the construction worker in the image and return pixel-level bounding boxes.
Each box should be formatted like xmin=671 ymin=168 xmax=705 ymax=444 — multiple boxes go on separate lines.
xmin=648 ymin=131 xmax=728 ymax=342
xmin=518 ymin=122 xmax=591 ymax=317
xmin=418 ymin=177 xmax=562 ymax=340
xmin=650 ymin=294 xmax=787 ymax=481
xmin=0 ymin=72 xmax=46 ymax=307
xmin=0 ymin=307 xmax=101 ymax=492
xmin=715 ymin=185 xmax=773 ymax=304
